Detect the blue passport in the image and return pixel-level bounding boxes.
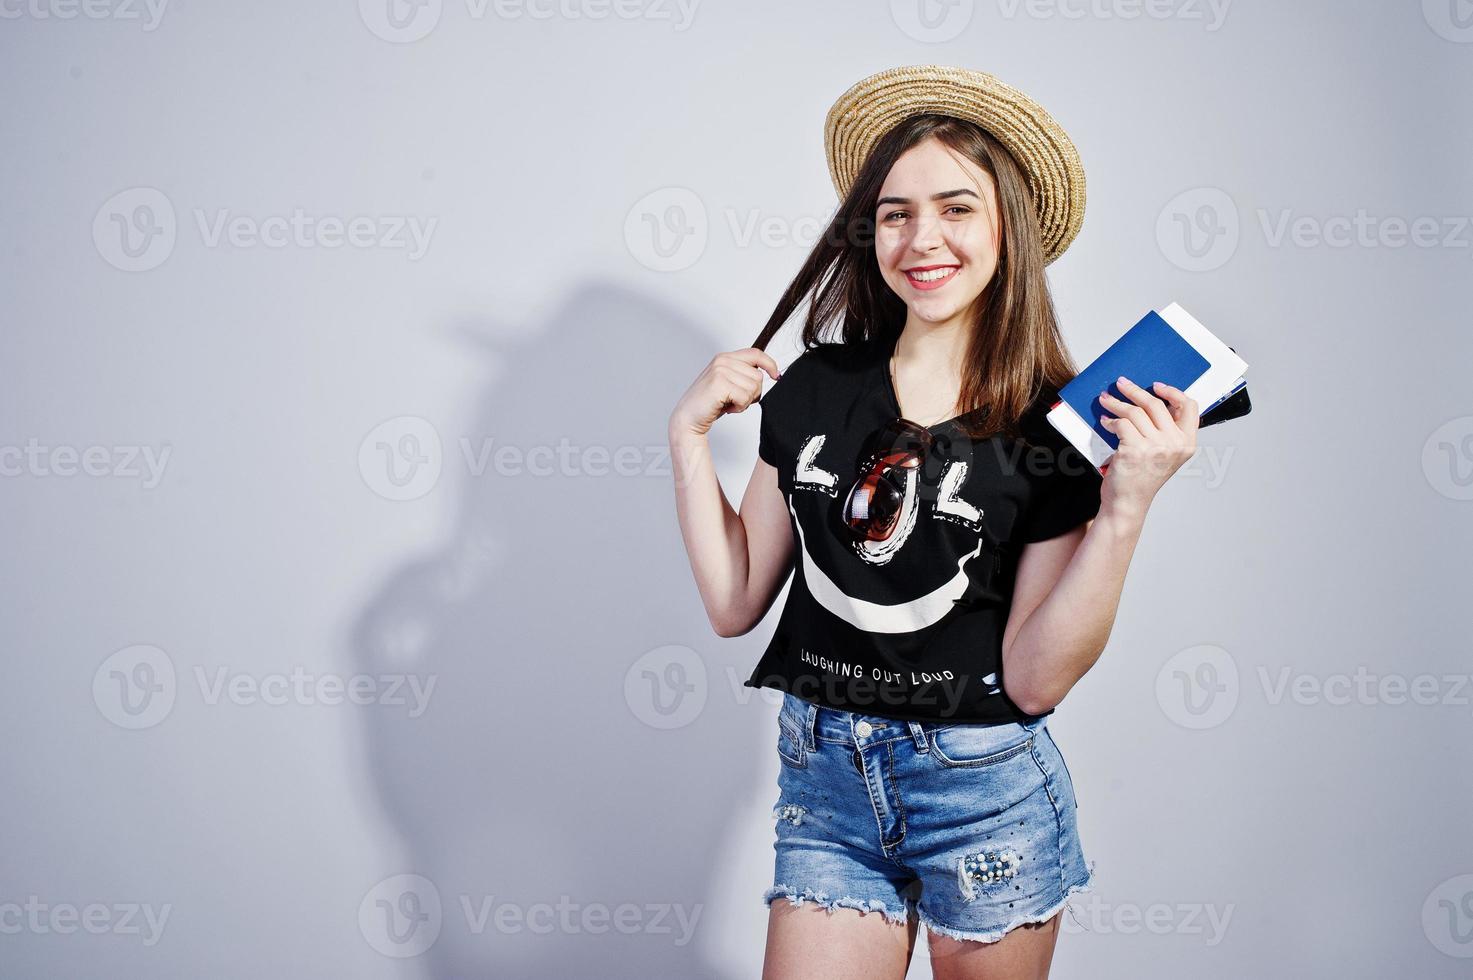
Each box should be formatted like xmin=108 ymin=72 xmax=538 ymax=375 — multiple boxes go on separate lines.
xmin=1047 ymin=303 xmax=1249 ymax=471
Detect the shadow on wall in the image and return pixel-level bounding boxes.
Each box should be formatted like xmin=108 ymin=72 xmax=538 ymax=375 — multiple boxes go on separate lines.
xmin=348 ymin=280 xmax=773 ymax=978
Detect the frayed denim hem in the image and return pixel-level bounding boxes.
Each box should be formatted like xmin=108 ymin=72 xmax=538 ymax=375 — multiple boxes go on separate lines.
xmin=918 ymin=860 xmax=1097 ymax=945
xmin=762 ymin=883 xmax=912 ymax=928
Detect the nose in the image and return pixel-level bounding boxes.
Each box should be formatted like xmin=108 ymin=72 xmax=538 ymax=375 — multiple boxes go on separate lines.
xmin=909 ymin=212 xmax=944 ymax=253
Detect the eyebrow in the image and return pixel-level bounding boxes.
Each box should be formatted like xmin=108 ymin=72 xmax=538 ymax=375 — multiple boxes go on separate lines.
xmin=875 ymin=188 xmax=981 ymax=209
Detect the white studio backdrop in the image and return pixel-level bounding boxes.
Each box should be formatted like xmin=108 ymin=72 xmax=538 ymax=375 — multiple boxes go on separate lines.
xmin=2 ymin=1 xmax=1471 ymax=977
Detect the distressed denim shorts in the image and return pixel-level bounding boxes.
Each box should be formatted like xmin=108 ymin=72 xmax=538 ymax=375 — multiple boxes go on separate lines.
xmin=764 ymin=691 xmax=1095 ymax=944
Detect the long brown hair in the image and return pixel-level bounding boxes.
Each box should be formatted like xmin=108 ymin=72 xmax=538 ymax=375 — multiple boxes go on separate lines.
xmin=750 ymin=113 xmax=1082 ymax=442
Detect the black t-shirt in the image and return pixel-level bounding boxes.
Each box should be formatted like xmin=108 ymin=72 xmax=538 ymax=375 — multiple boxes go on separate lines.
xmin=743 ymin=337 xmax=1103 ymax=724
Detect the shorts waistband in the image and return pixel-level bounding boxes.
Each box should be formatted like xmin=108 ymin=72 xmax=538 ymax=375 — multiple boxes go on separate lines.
xmin=779 ymin=692 xmax=1046 ymax=755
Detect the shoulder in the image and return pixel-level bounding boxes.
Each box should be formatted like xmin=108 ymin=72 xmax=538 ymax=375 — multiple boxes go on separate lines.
xmin=1015 ymin=382 xmax=1069 ymax=448
xmin=763 ymin=341 xmax=878 ymax=403
xmin=785 ymin=340 xmax=876 ymax=376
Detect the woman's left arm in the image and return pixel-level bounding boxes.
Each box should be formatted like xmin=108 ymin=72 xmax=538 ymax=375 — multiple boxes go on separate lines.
xmin=1000 ymin=377 xmax=1200 ymax=715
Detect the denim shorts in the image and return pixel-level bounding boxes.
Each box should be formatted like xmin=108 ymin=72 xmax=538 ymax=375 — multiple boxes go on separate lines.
xmin=763 ymin=691 xmax=1095 ymax=944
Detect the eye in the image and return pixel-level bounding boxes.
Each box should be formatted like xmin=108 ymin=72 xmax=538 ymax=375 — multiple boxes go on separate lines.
xmin=881 ymin=206 xmax=972 ymax=221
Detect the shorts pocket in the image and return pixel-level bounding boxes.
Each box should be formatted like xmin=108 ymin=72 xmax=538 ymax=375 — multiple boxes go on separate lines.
xmin=926 ymin=722 xmax=1034 ymax=768
xmin=776 ymin=694 xmax=808 ymax=769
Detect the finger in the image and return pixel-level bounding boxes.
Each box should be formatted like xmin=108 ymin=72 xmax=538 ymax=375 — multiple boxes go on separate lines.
xmin=1115 ymin=376 xmax=1174 ymax=430
xmin=1099 ymin=390 xmax=1159 ymax=435
xmin=717 ymin=364 xmax=764 ymax=408
xmin=733 ymin=347 xmax=783 ymax=382
xmin=1099 ymin=412 xmax=1146 ymax=445
xmin=720 ymin=378 xmax=757 ymax=415
xmin=1152 ymin=381 xmax=1201 ymax=438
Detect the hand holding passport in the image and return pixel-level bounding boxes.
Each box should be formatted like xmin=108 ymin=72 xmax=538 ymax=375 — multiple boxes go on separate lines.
xmin=1046 ymin=303 xmax=1252 ymax=473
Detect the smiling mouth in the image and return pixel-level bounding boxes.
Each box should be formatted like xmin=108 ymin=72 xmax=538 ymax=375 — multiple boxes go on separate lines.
xmin=904 ymin=265 xmax=960 ymax=290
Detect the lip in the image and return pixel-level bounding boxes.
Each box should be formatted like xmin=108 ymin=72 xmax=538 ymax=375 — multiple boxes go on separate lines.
xmin=903 ymin=264 xmax=960 ymax=291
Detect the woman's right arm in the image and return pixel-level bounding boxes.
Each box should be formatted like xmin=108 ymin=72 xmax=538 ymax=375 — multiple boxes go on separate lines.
xmin=668 ymin=348 xmax=794 ymax=637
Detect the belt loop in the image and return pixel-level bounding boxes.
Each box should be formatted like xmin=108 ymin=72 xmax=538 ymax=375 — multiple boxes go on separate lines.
xmin=908 ymin=720 xmax=929 ymax=753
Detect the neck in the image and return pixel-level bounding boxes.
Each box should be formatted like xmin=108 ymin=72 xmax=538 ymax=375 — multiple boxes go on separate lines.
xmin=890 ymin=316 xmax=971 ymax=426
xmin=893 ymin=315 xmax=968 ymax=384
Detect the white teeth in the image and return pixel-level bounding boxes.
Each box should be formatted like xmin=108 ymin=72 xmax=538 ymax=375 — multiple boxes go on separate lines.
xmin=908 ymin=267 xmax=957 ymax=282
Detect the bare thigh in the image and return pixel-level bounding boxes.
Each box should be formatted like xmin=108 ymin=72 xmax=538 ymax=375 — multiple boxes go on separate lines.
xmin=927 ymin=910 xmax=1062 ymax=980
xmin=762 ymin=900 xmax=920 ymax=980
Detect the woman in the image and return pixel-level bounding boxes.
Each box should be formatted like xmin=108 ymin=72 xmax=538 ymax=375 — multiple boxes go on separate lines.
xmin=667 ymin=66 xmax=1199 ymax=979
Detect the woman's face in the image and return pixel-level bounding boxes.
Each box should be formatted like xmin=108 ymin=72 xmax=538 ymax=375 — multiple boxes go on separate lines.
xmin=873 ymin=137 xmax=1003 ymax=329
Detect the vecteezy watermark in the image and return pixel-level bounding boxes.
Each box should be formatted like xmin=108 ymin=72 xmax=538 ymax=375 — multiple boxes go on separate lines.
xmin=1423 ymin=0 xmax=1473 ymax=43
xmin=1157 ymin=186 xmax=1473 ymax=271
xmin=1156 ymin=187 xmax=1240 ymax=272
xmin=624 ymin=645 xmax=707 ymax=729
xmin=996 ymin=0 xmax=1231 ymax=31
xmin=1422 ymin=416 xmax=1473 ymax=501
xmin=1424 ymin=874 xmax=1473 ymax=958
xmin=1258 ymin=666 xmax=1473 ymax=708
xmin=624 ymin=188 xmax=708 ymax=273
xmin=889 ymin=0 xmax=975 ymax=43
xmin=0 ymin=0 xmax=168 ymax=30
xmin=357 ymin=0 xmax=698 ymax=43
xmin=92 ymin=645 xmax=438 ymax=729
xmin=1156 ymin=644 xmax=1473 ymax=728
xmin=0 ymin=439 xmax=171 ymax=488
xmin=357 ymin=416 xmax=675 ymax=501
xmin=92 ymin=187 xmax=438 ymax=272
xmin=194 ymin=666 xmax=436 ymax=716
xmin=624 ymin=190 xmax=891 ymax=273
xmin=93 ymin=645 xmax=177 ymax=730
xmin=1155 ymin=644 xmax=1239 ymax=729
xmin=0 ymin=897 xmax=172 ymax=947
xmin=358 ymin=416 xmax=444 ymax=502
xmin=358 ymin=874 xmax=703 ymax=958
xmin=1059 ymin=895 xmax=1234 ymax=945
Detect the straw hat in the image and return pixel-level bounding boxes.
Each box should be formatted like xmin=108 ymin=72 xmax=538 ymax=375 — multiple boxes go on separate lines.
xmin=823 ymin=65 xmax=1086 ymax=264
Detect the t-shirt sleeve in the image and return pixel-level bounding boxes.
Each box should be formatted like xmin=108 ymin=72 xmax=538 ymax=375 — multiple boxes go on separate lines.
xmin=757 ymin=392 xmax=780 ymax=466
xmin=1015 ymin=400 xmax=1104 ymax=543
xmin=755 ymin=348 xmax=810 ymax=467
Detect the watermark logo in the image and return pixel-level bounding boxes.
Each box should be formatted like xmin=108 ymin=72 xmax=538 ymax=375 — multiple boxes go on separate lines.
xmin=1156 ymin=187 xmax=1239 ymax=272
xmin=94 ymin=646 xmax=438 ymax=727
xmin=1258 ymin=209 xmax=1472 ymax=251
xmin=358 ymin=0 xmax=697 ymax=41
xmin=358 ymin=874 xmax=702 ymax=952
xmin=93 ymin=187 xmax=176 ymax=272
xmin=0 ymin=897 xmax=172 ymax=946
xmin=93 ymin=645 xmax=177 ymax=730
xmin=1425 ymin=874 xmax=1473 ymax=957
xmin=624 ymin=645 xmax=706 ymax=729
xmin=1155 ymin=643 xmax=1238 ymax=729
xmin=1259 ymin=665 xmax=1473 ymax=707
xmin=996 ymin=0 xmax=1231 ymax=31
xmin=194 ymin=666 xmax=436 ymax=716
xmin=360 ymin=874 xmax=442 ymax=958
xmin=890 ymin=0 xmax=974 ymax=42
xmin=0 ymin=0 xmax=168 ymax=30
xmin=1423 ymin=0 xmax=1473 ymax=42
xmin=359 ymin=416 xmax=443 ymax=501
xmin=1060 ymin=895 xmax=1234 ymax=945
xmin=1159 ymin=186 xmax=1473 ymax=269
xmin=0 ymin=440 xmax=171 ymax=487
xmin=625 ymin=188 xmax=707 ymax=272
xmin=1422 ymin=416 xmax=1473 ymax=501
xmin=94 ymin=188 xmax=437 ymax=270
xmin=359 ymin=0 xmax=443 ymax=41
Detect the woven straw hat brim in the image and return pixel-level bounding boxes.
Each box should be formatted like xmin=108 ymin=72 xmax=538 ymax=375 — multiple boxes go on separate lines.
xmin=823 ymin=65 xmax=1085 ymax=264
